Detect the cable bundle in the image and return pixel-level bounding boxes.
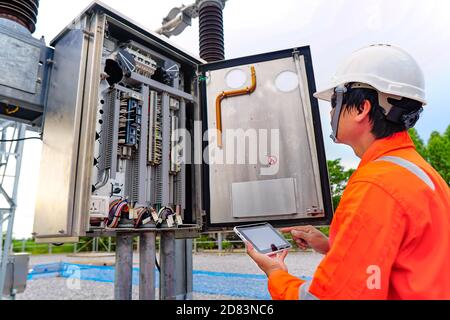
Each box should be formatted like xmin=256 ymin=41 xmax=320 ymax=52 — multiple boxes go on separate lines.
xmin=134 ymin=207 xmax=153 ymax=228
xmin=106 ymin=199 xmax=129 ymax=228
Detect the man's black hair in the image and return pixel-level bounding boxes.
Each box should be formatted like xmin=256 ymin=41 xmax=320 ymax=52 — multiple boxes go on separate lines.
xmin=333 ymin=84 xmax=423 ymax=139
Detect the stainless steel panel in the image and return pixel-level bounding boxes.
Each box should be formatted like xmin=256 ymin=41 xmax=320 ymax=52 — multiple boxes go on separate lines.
xmin=232 ymin=178 xmax=297 ymax=218
xmin=33 ymin=29 xmax=88 ymax=239
xmin=205 ymin=57 xmax=324 ymax=225
xmin=72 ymin=14 xmax=107 ymax=237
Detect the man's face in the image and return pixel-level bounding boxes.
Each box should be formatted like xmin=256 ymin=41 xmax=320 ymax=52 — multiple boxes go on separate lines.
xmin=330 ymin=104 xmax=363 ymax=145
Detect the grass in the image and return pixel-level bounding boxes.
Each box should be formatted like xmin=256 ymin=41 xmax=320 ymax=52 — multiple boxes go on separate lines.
xmin=11 ymin=227 xmax=332 ymax=255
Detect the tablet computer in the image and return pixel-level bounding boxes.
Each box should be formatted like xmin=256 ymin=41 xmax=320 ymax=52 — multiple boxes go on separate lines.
xmin=234 ymin=223 xmax=292 ymax=255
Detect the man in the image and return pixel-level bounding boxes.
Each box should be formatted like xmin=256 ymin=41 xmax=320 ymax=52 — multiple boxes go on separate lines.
xmin=246 ymin=44 xmax=450 ymax=300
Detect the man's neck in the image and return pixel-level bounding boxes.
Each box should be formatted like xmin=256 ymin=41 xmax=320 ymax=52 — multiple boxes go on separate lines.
xmin=352 ymin=133 xmax=377 ymax=159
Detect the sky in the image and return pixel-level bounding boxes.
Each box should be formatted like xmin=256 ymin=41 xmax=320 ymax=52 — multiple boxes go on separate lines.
xmin=9 ymin=0 xmax=450 ymax=238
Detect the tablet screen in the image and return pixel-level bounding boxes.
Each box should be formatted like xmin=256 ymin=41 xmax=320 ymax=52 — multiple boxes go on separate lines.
xmin=237 ymin=224 xmax=291 ymax=254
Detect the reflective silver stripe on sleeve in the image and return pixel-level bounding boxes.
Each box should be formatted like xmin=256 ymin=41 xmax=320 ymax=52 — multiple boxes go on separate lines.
xmin=376 ymin=156 xmax=435 ymax=191
xmin=298 ymin=281 xmax=319 ymax=300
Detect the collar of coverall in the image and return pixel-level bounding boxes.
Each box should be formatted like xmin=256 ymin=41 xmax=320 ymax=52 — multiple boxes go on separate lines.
xmin=358 ymin=131 xmax=416 ymax=169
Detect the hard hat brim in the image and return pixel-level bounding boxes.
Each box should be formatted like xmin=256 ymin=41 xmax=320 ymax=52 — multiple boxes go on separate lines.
xmin=313 ymin=87 xmax=335 ymax=102
xmin=314 ymin=84 xmax=427 ymax=106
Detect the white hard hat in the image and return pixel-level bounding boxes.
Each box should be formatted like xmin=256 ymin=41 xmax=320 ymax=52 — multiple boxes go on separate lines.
xmin=314 ymin=44 xmax=427 ymax=107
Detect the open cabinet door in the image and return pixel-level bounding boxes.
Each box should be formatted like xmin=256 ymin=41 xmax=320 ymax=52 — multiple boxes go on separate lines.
xmin=199 ymin=46 xmax=333 ymax=231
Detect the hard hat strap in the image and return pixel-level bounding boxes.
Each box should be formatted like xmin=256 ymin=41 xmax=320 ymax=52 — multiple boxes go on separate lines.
xmin=330 ymin=86 xmax=347 ymax=143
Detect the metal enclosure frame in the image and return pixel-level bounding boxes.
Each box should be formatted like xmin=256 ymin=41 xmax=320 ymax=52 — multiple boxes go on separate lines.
xmin=33 ymin=2 xmax=203 ymax=243
xmin=199 ymin=47 xmax=334 ymax=231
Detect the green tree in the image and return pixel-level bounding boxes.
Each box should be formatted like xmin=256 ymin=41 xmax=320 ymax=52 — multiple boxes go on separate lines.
xmin=327 ymin=159 xmax=355 ymax=211
xmin=409 ymin=128 xmax=428 ymax=159
xmin=409 ymin=125 xmax=450 ymax=186
xmin=427 ymin=129 xmax=450 ymax=185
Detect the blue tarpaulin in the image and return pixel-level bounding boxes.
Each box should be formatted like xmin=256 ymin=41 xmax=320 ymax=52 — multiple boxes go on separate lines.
xmin=28 ymin=263 xmax=312 ymax=300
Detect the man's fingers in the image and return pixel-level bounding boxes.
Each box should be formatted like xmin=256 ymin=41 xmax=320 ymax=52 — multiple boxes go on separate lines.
xmin=279 ymin=249 xmax=288 ymax=261
xmin=245 ymin=241 xmax=262 ymax=261
xmin=292 ymin=230 xmax=310 ymax=240
xmin=280 ymin=226 xmax=312 ymax=234
xmin=245 ymin=241 xmax=255 ymax=254
xmin=295 ymin=239 xmax=309 ymax=250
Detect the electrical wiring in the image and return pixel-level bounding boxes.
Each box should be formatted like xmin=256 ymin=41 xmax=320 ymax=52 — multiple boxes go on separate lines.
xmin=4 ymin=105 xmax=20 ymax=115
xmin=134 ymin=207 xmax=152 ymax=228
xmin=156 ymin=206 xmax=176 ymax=228
xmin=94 ymin=169 xmax=110 ymax=191
xmin=155 ymin=256 xmax=161 ymax=273
xmin=0 ymin=137 xmax=42 ymax=143
xmin=105 ymin=199 xmax=128 ymax=228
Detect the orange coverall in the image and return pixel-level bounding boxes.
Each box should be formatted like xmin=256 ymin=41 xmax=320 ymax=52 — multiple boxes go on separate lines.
xmin=268 ymin=131 xmax=450 ymax=300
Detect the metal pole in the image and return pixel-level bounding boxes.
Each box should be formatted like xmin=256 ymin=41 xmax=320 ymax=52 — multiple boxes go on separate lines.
xmin=114 ymin=234 xmax=134 ymax=300
xmin=139 ymin=232 xmax=156 ymax=300
xmin=218 ymin=232 xmax=223 ymax=252
xmin=160 ymin=231 xmax=176 ymax=300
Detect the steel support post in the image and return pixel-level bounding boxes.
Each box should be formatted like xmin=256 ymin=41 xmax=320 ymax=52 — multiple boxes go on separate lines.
xmin=114 ymin=234 xmax=134 ymax=300
xmin=160 ymin=231 xmax=176 ymax=300
xmin=139 ymin=232 xmax=156 ymax=300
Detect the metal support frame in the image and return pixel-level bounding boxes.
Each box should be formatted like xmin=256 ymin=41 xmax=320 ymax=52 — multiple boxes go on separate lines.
xmin=139 ymin=232 xmax=156 ymax=300
xmin=0 ymin=120 xmax=26 ymax=299
xmin=114 ymin=233 xmax=134 ymax=300
xmin=160 ymin=231 xmax=176 ymax=300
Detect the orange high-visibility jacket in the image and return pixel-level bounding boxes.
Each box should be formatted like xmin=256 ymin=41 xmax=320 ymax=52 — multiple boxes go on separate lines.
xmin=269 ymin=131 xmax=450 ymax=300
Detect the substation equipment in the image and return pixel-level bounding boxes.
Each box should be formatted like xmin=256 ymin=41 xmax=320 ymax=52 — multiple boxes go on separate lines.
xmin=1 ymin=1 xmax=333 ymax=300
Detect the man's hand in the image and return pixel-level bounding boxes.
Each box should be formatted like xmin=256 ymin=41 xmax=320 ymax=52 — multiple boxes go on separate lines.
xmin=246 ymin=242 xmax=289 ymax=277
xmin=281 ymin=226 xmax=330 ymax=255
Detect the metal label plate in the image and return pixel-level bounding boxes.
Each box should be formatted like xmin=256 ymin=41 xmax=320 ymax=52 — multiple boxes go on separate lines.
xmin=232 ymin=178 xmax=297 ymax=218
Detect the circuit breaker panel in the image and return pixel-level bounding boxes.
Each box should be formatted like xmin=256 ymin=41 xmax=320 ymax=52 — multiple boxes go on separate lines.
xmin=33 ymin=3 xmax=201 ymax=243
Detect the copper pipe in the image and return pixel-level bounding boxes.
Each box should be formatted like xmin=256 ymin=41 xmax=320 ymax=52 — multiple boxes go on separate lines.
xmin=215 ymin=66 xmax=257 ymax=148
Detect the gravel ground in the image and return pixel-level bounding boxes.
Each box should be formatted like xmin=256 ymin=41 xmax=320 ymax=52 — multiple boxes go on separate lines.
xmin=193 ymin=252 xmax=323 ymax=278
xmin=17 ymin=278 xmax=248 ymax=300
xmin=16 ymin=251 xmax=323 ymax=300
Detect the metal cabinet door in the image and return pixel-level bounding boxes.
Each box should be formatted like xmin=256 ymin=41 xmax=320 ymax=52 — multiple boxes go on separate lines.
xmin=199 ymin=46 xmax=333 ymax=230
xmin=32 ymin=29 xmax=89 ymax=243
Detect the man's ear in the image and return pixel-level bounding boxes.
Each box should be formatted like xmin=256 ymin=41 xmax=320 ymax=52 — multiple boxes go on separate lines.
xmin=355 ymin=100 xmax=371 ymax=122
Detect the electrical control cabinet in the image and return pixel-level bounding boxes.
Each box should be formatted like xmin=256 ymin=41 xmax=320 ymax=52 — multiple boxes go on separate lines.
xmin=33 ymin=2 xmax=332 ymax=243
